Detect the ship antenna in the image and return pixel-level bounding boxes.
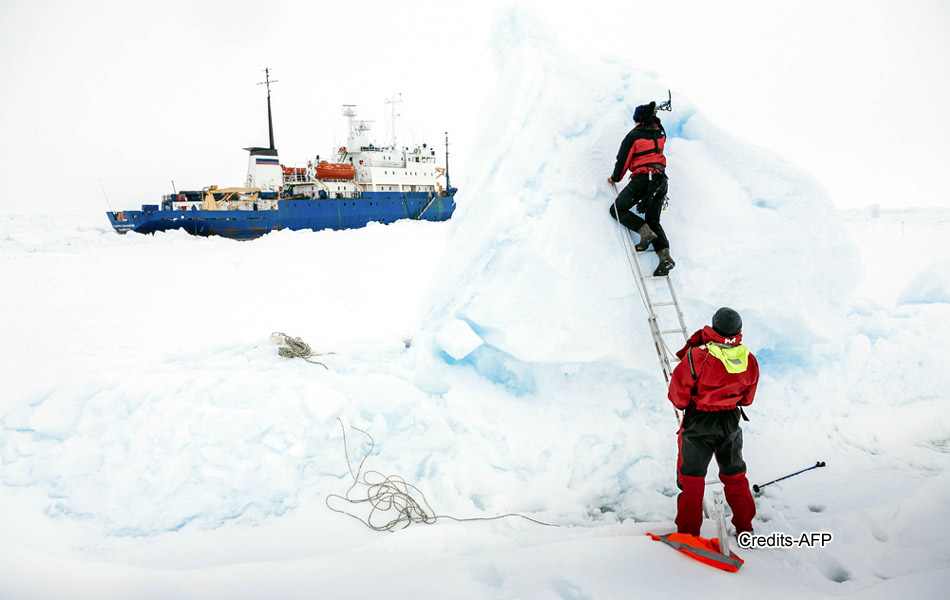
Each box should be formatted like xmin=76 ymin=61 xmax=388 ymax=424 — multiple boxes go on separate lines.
xmin=97 ymin=177 xmax=114 ymax=213
xmin=444 ymin=131 xmax=451 ymax=191
xmin=385 ymin=93 xmax=402 ymax=149
xmin=258 ymin=67 xmax=279 ymax=150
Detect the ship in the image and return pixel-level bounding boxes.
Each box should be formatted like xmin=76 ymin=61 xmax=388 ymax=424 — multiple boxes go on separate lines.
xmin=107 ymin=70 xmax=457 ymax=240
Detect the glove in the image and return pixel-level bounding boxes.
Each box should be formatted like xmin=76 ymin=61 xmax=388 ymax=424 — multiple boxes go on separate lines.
xmin=641 ymin=101 xmax=658 ymax=125
xmin=635 ymin=199 xmax=647 ymax=213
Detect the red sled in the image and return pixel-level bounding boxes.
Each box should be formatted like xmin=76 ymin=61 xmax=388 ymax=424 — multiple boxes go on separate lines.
xmin=648 ymin=532 xmax=744 ymax=572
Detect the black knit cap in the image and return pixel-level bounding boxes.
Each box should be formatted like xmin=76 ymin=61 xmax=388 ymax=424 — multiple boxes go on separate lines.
xmin=633 ymin=101 xmax=656 ymax=123
xmin=712 ymin=307 xmax=742 ymax=337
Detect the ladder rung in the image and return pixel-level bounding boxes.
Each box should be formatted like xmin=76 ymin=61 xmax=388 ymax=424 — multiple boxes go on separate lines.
xmin=643 ymin=275 xmax=669 ymax=280
xmin=653 ymin=301 xmax=676 ymax=306
xmin=660 ymin=328 xmax=686 ymax=335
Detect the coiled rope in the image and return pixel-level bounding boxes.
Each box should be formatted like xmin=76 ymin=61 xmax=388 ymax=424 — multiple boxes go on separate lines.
xmin=325 ymin=419 xmax=557 ymax=531
xmin=270 ymin=332 xmax=330 ymax=369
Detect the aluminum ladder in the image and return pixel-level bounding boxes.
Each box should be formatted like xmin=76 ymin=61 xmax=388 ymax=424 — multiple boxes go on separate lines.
xmin=626 ymin=234 xmax=690 ymax=384
xmin=626 ymin=229 xmax=729 ymax=543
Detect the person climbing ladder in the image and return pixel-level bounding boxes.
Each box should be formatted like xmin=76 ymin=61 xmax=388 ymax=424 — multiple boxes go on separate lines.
xmin=607 ymin=101 xmax=675 ymax=276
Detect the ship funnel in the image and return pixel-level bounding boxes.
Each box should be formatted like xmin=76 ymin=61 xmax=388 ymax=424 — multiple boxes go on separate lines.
xmin=244 ymin=147 xmax=282 ymax=191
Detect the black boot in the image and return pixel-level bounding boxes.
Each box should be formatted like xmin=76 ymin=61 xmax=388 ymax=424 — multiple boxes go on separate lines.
xmin=634 ymin=224 xmax=657 ymax=251
xmin=654 ymin=248 xmax=675 ymax=276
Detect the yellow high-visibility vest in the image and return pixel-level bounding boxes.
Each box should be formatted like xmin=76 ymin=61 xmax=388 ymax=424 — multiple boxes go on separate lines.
xmin=705 ymin=342 xmax=750 ymax=374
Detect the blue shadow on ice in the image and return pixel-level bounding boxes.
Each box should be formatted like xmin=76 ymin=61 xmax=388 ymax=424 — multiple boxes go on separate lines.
xmin=438 ymin=344 xmax=537 ymax=396
xmin=752 ymin=345 xmax=812 ymax=372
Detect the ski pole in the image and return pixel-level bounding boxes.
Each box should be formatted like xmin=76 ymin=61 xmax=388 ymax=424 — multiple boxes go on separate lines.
xmin=753 ymin=461 xmax=826 ymax=493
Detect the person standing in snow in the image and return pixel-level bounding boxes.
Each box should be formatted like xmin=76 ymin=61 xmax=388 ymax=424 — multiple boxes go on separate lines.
xmin=667 ymin=307 xmax=759 ymax=536
xmin=607 ymin=101 xmax=674 ymax=276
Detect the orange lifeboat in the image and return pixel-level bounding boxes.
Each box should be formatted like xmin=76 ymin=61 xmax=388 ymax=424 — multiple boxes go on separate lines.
xmin=316 ymin=161 xmax=355 ymax=180
xmin=281 ymin=165 xmax=307 ymax=176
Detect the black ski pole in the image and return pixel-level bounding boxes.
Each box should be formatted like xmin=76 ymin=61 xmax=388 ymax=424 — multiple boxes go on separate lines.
xmin=753 ymin=461 xmax=826 ymax=493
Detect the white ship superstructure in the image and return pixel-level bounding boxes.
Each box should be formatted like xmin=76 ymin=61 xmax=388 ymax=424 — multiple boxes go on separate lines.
xmin=282 ymin=105 xmax=445 ymax=199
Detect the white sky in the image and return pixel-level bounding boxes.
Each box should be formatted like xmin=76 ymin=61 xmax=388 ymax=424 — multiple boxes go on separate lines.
xmin=1 ymin=0 xmax=947 ymax=212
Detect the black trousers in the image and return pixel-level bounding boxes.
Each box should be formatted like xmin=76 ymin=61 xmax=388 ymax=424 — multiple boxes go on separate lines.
xmin=678 ymin=408 xmax=747 ymax=479
xmin=609 ymin=172 xmax=669 ymax=251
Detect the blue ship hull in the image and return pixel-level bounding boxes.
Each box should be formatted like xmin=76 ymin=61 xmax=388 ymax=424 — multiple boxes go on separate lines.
xmin=107 ymin=191 xmax=456 ymax=240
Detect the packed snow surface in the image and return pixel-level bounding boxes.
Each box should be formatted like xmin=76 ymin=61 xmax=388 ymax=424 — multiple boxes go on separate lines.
xmin=2 ymin=10 xmax=949 ymax=599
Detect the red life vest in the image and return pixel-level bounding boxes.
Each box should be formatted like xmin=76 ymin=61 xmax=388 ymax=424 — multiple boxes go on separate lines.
xmin=648 ymin=532 xmax=745 ymax=572
xmin=622 ymin=125 xmax=666 ymax=178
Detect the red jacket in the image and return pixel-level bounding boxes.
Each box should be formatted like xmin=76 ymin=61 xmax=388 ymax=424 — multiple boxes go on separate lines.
xmin=611 ymin=121 xmax=667 ymax=181
xmin=668 ymin=326 xmax=759 ymax=411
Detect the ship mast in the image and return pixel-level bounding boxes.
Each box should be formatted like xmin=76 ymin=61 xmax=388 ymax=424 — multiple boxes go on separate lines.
xmin=445 ymin=131 xmax=451 ymax=191
xmin=385 ymin=93 xmax=402 ymax=149
xmin=258 ymin=67 xmax=278 ymax=150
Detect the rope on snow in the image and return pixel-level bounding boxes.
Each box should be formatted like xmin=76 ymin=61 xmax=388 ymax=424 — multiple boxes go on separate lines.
xmin=270 ymin=332 xmax=331 ymax=369
xmin=325 ymin=419 xmax=557 ymax=532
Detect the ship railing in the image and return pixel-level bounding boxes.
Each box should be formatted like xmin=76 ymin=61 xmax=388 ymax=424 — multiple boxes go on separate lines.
xmin=319 ymin=191 xmax=363 ymax=199
xmin=309 ymin=179 xmax=363 ymax=198
xmin=282 ymin=172 xmax=311 ymax=184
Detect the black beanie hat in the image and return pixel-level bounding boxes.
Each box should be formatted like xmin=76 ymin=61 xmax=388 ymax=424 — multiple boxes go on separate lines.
xmin=712 ymin=307 xmax=742 ymax=337
xmin=633 ymin=101 xmax=656 ymax=123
